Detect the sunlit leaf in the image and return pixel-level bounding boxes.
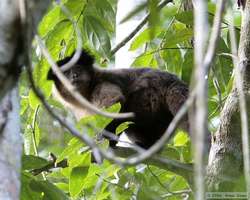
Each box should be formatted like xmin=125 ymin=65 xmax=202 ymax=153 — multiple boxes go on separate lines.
xmin=69 ymin=166 xmax=89 ymax=197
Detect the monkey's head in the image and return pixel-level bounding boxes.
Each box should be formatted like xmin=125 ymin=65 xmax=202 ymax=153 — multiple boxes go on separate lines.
xmin=47 ymin=50 xmax=95 ymax=105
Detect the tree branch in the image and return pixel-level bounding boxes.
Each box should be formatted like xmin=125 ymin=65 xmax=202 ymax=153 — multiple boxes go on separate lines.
xmin=0 ymin=0 xmax=21 ymax=100
xmin=110 ymin=0 xmax=173 ymax=55
xmin=192 ymin=0 xmax=209 ymax=198
xmin=206 ymin=0 xmax=250 ymax=191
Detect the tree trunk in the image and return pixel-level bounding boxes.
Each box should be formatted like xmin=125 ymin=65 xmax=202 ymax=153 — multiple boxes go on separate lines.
xmin=0 ymin=0 xmax=50 ymax=199
xmin=206 ymin=0 xmax=250 ymax=191
xmin=0 ymin=89 xmax=21 ymax=200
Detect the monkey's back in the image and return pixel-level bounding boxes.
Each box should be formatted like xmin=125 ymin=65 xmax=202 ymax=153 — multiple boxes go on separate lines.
xmin=117 ymin=68 xmax=189 ymax=148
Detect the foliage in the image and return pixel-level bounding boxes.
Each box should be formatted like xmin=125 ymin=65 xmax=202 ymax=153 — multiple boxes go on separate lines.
xmin=19 ymin=0 xmax=240 ymax=199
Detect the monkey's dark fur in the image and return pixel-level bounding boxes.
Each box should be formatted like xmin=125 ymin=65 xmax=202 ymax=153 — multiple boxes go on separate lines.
xmin=48 ymin=50 xmax=189 ymax=149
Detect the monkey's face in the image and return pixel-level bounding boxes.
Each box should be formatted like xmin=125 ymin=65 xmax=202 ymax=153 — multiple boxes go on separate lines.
xmin=52 ymin=65 xmax=93 ymax=105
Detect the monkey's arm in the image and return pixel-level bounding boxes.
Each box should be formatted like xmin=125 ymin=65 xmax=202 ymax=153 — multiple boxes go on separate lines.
xmin=91 ymin=82 xmax=127 ymax=147
xmin=165 ymin=83 xmax=189 ymax=131
xmin=91 ymin=82 xmax=125 ymax=108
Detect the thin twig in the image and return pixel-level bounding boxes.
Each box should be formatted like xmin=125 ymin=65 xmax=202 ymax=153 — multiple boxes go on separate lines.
xmin=161 ymin=189 xmax=192 ymax=198
xmin=31 ymin=105 xmax=39 ymax=156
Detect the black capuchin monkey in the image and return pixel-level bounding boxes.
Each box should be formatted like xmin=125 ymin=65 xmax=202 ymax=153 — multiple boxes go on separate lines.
xmin=47 ymin=50 xmax=189 ymax=149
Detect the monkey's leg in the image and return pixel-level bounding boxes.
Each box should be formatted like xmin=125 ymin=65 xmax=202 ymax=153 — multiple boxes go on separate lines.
xmin=102 ymin=119 xmax=126 ymax=148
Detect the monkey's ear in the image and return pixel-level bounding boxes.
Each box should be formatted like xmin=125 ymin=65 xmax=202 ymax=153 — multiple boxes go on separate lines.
xmin=47 ymin=68 xmax=56 ymax=81
xmin=56 ymin=49 xmax=95 ymax=67
xmin=77 ymin=49 xmax=95 ymax=66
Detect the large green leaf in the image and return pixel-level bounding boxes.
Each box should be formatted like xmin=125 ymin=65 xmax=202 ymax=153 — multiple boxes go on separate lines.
xmin=22 ymin=155 xmax=50 ymax=170
xmin=57 ymin=138 xmax=85 ymax=163
xmin=39 ymin=0 xmax=86 ymax=37
xmin=175 ymin=11 xmax=193 ymax=26
xmin=132 ymin=52 xmax=157 ymax=68
xmin=21 ymin=173 xmax=42 ymax=200
xmin=130 ymin=27 xmax=164 ymax=51
xmin=163 ymin=29 xmax=193 ymax=48
xmin=83 ymin=15 xmax=111 ymax=57
xmin=29 ymin=90 xmax=40 ymax=110
xmin=69 ymin=166 xmax=89 ymax=197
xmin=45 ymin=20 xmax=75 ymax=59
xmin=160 ymin=47 xmax=183 ymax=76
xmin=30 ymin=180 xmax=68 ymax=200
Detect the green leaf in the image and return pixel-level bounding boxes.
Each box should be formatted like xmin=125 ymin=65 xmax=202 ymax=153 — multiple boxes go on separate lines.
xmin=81 ymin=164 xmax=103 ymax=189
xmin=163 ymin=29 xmax=193 ymax=48
xmin=175 ymin=11 xmax=193 ymax=26
xmin=68 ymin=152 xmax=91 ymax=168
xmin=22 ymin=155 xmax=50 ymax=170
xmin=91 ymin=0 xmax=115 ymax=32
xmin=21 ymin=172 xmax=41 ymax=200
xmin=160 ymin=147 xmax=180 ymax=160
xmin=34 ymin=122 xmax=41 ymax=147
xmin=132 ymin=52 xmax=157 ymax=68
xmin=39 ymin=0 xmax=86 ymax=37
xmin=30 ymin=180 xmax=68 ymax=200
xmin=45 ymin=20 xmax=74 ymax=59
xmin=116 ymin=122 xmax=133 ymax=134
xmin=130 ymin=27 xmax=163 ymax=51
xmin=39 ymin=6 xmax=62 ymax=37
xmin=29 ymin=90 xmax=40 ymax=110
xmin=20 ymin=98 xmax=28 ymax=115
xmin=57 ymin=138 xmax=84 ymax=163
xmin=174 ymin=131 xmax=190 ymax=146
xmin=23 ymin=108 xmax=41 ymax=155
xmin=181 ymin=51 xmax=193 ymax=84
xmin=77 ymin=103 xmax=121 ymax=131
xmin=83 ymin=15 xmax=111 ymax=57
xmin=69 ymin=166 xmax=89 ymax=197
xmin=55 ymin=182 xmax=69 ymax=192
xmin=160 ymin=46 xmax=183 ymax=76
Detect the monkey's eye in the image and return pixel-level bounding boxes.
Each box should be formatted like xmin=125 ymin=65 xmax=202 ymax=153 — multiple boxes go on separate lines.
xmin=72 ymin=73 xmax=78 ymax=80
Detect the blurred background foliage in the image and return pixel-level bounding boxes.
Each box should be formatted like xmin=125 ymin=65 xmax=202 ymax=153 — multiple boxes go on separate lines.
xmin=20 ymin=0 xmax=241 ymax=199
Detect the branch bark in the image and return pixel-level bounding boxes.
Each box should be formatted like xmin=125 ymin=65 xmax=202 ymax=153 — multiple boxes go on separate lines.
xmin=0 ymin=89 xmax=21 ymax=200
xmin=0 ymin=0 xmax=21 ymax=100
xmin=206 ymin=0 xmax=250 ymax=191
xmin=0 ymin=0 xmax=50 ymax=199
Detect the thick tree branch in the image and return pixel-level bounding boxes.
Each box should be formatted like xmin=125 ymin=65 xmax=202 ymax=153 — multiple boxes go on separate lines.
xmin=192 ymin=0 xmax=209 ymax=199
xmin=0 ymin=1 xmax=51 ymax=199
xmin=0 ymin=1 xmax=21 ymax=100
xmin=0 ymin=89 xmax=22 ymax=200
xmin=228 ymin=5 xmax=250 ymax=194
xmin=192 ymin=0 xmax=226 ymax=198
xmin=206 ymin=0 xmax=250 ymax=191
